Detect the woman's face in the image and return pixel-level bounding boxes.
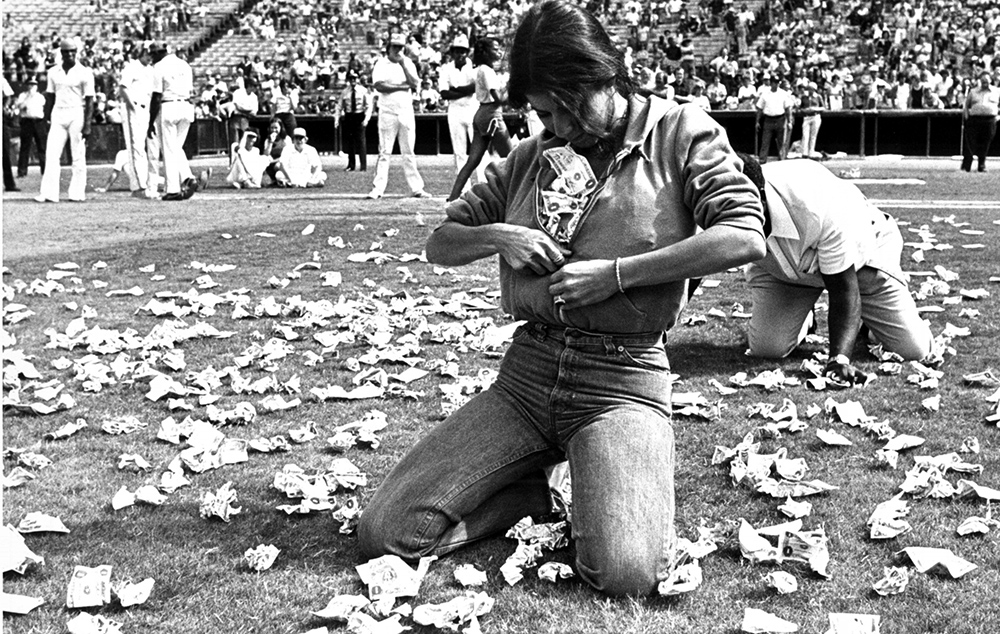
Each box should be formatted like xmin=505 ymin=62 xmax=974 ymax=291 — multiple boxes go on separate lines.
xmin=269 ymin=121 xmax=282 ymax=135
xmin=526 ymin=87 xmax=614 ymax=150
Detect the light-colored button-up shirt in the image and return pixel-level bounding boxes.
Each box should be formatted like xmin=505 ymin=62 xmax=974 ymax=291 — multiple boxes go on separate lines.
xmin=120 ymin=58 xmax=155 ymax=108
xmin=438 ymin=59 xmax=477 ymax=110
xmin=46 ymin=63 xmax=96 ymax=110
xmin=152 ymin=54 xmax=193 ymax=102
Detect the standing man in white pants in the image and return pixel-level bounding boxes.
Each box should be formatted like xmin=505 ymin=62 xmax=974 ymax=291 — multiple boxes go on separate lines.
xmin=367 ymin=32 xmax=429 ymax=199
xmin=118 ymin=42 xmax=157 ymax=198
xmin=437 ymin=34 xmax=480 ymax=184
xmin=147 ymin=41 xmax=208 ymax=200
xmin=36 ymin=37 xmax=94 ymax=203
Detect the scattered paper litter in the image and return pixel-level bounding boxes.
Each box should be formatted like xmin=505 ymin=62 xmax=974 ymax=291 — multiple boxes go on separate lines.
xmin=537 ymin=561 xmax=575 ymax=583
xmin=765 ymin=571 xmax=798 ymax=594
xmin=113 ymin=577 xmax=155 ymax=607
xmin=897 ymin=547 xmax=977 ymax=578
xmin=0 ymin=591 xmax=45 ymax=614
xmin=872 ymin=565 xmax=910 ymax=596
xmin=200 ymin=482 xmax=241 ymax=522
xmin=454 ymin=563 xmax=488 ymax=587
xmin=1 ymin=524 xmax=45 ymax=573
xmin=66 ymin=613 xmax=123 ymax=634
xmin=66 ymin=564 xmax=113 ymax=608
xmin=817 ymin=428 xmax=853 ymax=446
xmin=825 ymin=613 xmax=881 ymax=634
xmin=741 ymin=607 xmax=799 ymax=633
xmin=244 ymin=544 xmax=280 ymax=571
xmin=413 ymin=591 xmax=495 ymax=630
xmin=356 ymin=555 xmax=436 ymax=600
xmin=17 ymin=512 xmax=70 ymax=533
xmin=312 ymin=594 xmax=371 ymax=621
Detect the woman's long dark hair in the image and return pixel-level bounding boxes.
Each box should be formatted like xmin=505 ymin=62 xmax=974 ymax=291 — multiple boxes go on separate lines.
xmin=508 ymin=0 xmax=635 ymax=143
xmin=472 ymin=37 xmax=500 ymax=67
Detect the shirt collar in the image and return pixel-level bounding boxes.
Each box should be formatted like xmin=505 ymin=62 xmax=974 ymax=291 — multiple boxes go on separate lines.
xmin=763 ymin=180 xmax=799 ymax=240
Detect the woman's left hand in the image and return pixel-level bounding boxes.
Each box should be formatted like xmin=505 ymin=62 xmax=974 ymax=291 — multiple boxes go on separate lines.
xmin=548 ymin=259 xmax=618 ymax=310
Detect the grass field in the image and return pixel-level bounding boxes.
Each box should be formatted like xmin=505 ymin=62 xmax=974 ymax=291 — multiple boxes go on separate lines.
xmin=2 ymin=154 xmax=1000 ymax=634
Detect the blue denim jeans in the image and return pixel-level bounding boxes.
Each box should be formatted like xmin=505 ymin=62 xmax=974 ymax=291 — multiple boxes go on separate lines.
xmin=358 ymin=322 xmax=676 ymax=596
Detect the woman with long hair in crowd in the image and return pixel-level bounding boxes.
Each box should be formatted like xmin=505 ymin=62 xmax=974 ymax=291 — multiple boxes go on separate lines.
xmin=359 ymin=0 xmax=765 ymax=596
xmin=447 ymin=37 xmax=515 ymax=201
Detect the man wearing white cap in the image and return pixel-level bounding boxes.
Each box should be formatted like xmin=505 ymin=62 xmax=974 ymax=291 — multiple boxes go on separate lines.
xmin=118 ymin=42 xmax=157 ymax=198
xmin=277 ymin=127 xmax=326 ymax=187
xmin=368 ymin=32 xmax=430 ymax=199
xmin=147 ymin=41 xmax=209 ymax=200
xmin=437 ymin=34 xmax=479 ymax=181
xmin=36 ymin=37 xmax=95 ymax=203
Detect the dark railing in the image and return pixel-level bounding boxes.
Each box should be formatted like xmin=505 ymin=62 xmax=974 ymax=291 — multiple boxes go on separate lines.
xmin=22 ymin=109 xmax=998 ymax=165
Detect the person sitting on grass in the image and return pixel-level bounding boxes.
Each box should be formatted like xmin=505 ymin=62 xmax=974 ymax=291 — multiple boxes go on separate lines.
xmin=276 ymin=127 xmax=326 ymax=188
xmin=261 ymin=117 xmax=288 ymax=187
xmin=225 ymin=129 xmax=270 ymax=189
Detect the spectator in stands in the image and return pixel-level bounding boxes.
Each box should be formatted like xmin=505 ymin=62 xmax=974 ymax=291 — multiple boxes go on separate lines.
xmin=755 ymin=73 xmax=794 ymax=163
xmin=447 ymin=36 xmax=514 ymax=201
xmin=826 ymin=73 xmax=845 ymax=110
xmin=737 ymin=73 xmax=758 ymax=109
xmin=367 ymin=32 xmax=430 ymax=199
xmin=706 ymin=73 xmax=728 ymax=109
xmin=361 ymin=0 xmax=766 ymax=598
xmin=961 ymin=70 xmax=999 ymax=173
xmin=438 ymin=34 xmax=479 ymax=183
xmin=269 ymin=77 xmax=299 ymax=134
xmin=277 ymin=126 xmax=327 ymax=187
xmin=15 ymin=78 xmax=47 ymax=178
xmin=37 ymin=38 xmax=95 ymax=203
xmin=689 ymin=81 xmax=711 ymax=110
xmin=336 ymin=71 xmax=373 ymax=172
xmin=740 ymin=154 xmax=933 ymax=370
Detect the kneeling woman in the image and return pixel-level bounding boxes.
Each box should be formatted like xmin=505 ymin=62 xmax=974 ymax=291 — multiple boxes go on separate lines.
xmin=358 ymin=0 xmax=765 ymax=596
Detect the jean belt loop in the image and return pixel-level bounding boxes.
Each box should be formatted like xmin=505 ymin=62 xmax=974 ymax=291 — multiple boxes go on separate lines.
xmin=603 ymin=336 xmax=615 ymax=356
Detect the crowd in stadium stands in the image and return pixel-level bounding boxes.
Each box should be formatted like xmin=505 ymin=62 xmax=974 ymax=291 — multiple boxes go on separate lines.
xmin=3 ymin=0 xmax=999 ymax=128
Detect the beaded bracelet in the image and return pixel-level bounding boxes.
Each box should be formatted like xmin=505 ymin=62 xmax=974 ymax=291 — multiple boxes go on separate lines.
xmin=614 ymin=257 xmax=625 ymax=294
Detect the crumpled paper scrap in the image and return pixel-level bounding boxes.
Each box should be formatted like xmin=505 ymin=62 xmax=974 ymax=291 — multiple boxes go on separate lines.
xmin=356 ymin=554 xmax=436 ymax=600
xmin=739 ymin=520 xmax=830 ymax=577
xmin=3 ymin=466 xmax=36 ymax=488
xmin=657 ymin=560 xmax=703 ymax=596
xmin=500 ymin=517 xmax=569 ymax=585
xmin=816 ymin=428 xmax=853 ymax=446
xmin=897 ymin=547 xmax=977 ymax=578
xmin=825 ymin=613 xmax=881 ymax=634
xmin=113 ymin=577 xmax=154 ymax=607
xmin=765 ymin=570 xmax=798 ymax=594
xmin=44 ymin=418 xmax=88 ymax=439
xmin=867 ymin=494 xmax=911 ymax=539
xmin=956 ymin=507 xmax=1000 ymax=536
xmin=0 ymin=591 xmax=45 ymax=614
xmin=413 ymin=591 xmax=495 ymax=631
xmin=537 ymin=561 xmax=575 ymax=583
xmin=346 ymin=612 xmax=407 ymax=634
xmin=741 ymin=607 xmax=798 ymax=633
xmin=200 ymin=482 xmax=241 ymax=522
xmin=244 ymin=544 xmax=280 ymax=571
xmin=954 ymin=479 xmax=1000 ymax=501
xmin=1 ymin=524 xmax=45 ymax=573
xmin=778 ymin=497 xmax=812 ymax=519
xmin=66 ymin=564 xmax=112 ymax=608
xmin=454 ymin=563 xmax=487 ymax=587
xmin=17 ymin=511 xmax=70 ymax=533
xmin=872 ymin=566 xmax=909 ymax=596
xmin=311 ymin=594 xmax=371 ymax=621
xmin=66 ymin=613 xmax=123 ymax=634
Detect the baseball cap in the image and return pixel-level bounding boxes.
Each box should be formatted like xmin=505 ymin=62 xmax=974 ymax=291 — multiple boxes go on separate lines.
xmin=389 ymin=33 xmax=406 ymax=47
xmin=292 ymin=127 xmax=308 ymax=138
xmin=60 ymin=37 xmax=82 ymax=51
xmin=149 ymin=40 xmax=167 ymax=53
xmin=451 ymin=34 xmax=469 ymax=50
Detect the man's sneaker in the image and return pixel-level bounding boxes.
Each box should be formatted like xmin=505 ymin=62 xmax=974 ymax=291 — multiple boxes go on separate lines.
xmin=411 ymin=190 xmax=433 ymax=198
xmin=162 ymin=192 xmax=185 ymax=201
xmin=366 ymin=190 xmax=382 ymax=199
xmin=197 ymin=168 xmax=212 ymax=191
xmin=33 ymin=195 xmax=56 ymax=203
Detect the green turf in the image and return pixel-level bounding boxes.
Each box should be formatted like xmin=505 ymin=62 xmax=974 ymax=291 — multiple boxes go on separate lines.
xmin=2 ymin=158 xmax=999 ymax=634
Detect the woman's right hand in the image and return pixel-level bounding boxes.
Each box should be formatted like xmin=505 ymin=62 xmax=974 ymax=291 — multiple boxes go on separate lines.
xmin=495 ymin=225 xmax=570 ymax=275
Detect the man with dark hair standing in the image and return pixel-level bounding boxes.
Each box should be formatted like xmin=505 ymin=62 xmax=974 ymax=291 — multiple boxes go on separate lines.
xmin=16 ymin=78 xmax=47 ymax=178
xmin=438 ymin=34 xmax=478 ymax=183
xmin=147 ymin=41 xmax=209 ymax=200
xmin=367 ymin=33 xmax=429 ymax=199
xmin=36 ymin=37 xmax=94 ymax=203
xmin=335 ymin=71 xmax=372 ymax=172
xmin=755 ymin=73 xmax=793 ymax=163
xmin=961 ymin=70 xmax=999 ymax=173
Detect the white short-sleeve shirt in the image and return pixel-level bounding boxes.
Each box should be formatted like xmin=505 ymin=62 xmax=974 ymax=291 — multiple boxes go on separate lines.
xmin=152 ymin=54 xmax=193 ymax=102
xmin=46 ymin=63 xmax=96 ymax=110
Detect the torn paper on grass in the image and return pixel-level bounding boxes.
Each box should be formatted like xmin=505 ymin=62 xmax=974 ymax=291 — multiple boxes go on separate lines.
xmin=413 ymin=591 xmax=494 ymax=631
xmin=66 ymin=564 xmax=112 ymax=608
xmin=897 ymin=547 xmax=977 ymax=578
xmin=741 ymin=608 xmax=798 ymax=633
xmin=454 ymin=564 xmax=488 ymax=587
xmin=356 ymin=555 xmax=436 ymax=600
xmin=200 ymin=482 xmax=241 ymax=522
xmin=113 ymin=577 xmax=154 ymax=607
xmin=245 ymin=544 xmax=280 ymax=571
